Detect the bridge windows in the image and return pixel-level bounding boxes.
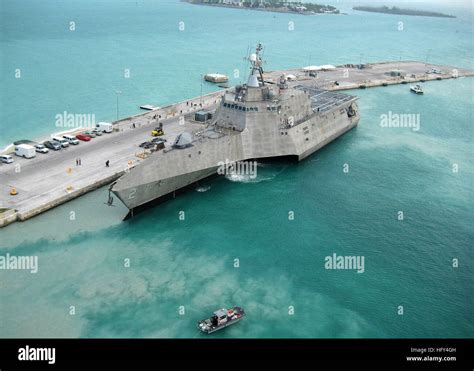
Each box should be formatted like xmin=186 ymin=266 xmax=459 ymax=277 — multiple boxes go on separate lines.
xmin=223 ymin=102 xmax=259 ymax=112
xmin=267 ymin=105 xmax=281 ymax=112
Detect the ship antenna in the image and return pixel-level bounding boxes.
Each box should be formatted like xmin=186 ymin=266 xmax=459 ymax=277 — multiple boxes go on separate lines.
xmin=258 ymin=43 xmax=266 ymax=84
xmin=247 ymin=42 xmax=265 ymax=88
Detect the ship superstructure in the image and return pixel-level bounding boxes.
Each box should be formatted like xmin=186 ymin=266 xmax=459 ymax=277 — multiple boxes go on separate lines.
xmin=112 ymin=44 xmax=360 ymax=215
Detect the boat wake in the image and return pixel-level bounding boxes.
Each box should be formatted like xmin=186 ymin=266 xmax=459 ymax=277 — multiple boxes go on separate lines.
xmin=224 ymin=162 xmax=289 ymax=184
xmin=225 ymin=172 xmax=274 ymax=184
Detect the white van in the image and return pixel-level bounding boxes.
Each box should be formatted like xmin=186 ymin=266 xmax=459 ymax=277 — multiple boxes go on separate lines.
xmin=52 ymin=137 xmax=69 ymax=148
xmin=63 ymin=134 xmax=79 ymax=145
xmin=15 ymin=144 xmax=36 ymax=159
xmin=0 ymin=155 xmax=14 ymax=163
xmin=96 ymin=122 xmax=113 ymax=133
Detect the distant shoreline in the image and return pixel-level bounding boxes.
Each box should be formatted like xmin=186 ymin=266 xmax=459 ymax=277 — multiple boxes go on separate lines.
xmin=353 ymin=6 xmax=456 ymax=18
xmin=183 ymin=1 xmax=341 ymax=16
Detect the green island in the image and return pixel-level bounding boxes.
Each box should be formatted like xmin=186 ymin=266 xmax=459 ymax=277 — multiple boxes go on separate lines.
xmin=185 ymin=1 xmax=340 ymax=15
xmin=353 ymin=6 xmax=455 ymax=18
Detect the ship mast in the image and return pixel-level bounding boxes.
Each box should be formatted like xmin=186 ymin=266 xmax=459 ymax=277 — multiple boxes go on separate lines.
xmin=247 ymin=43 xmax=265 ymax=88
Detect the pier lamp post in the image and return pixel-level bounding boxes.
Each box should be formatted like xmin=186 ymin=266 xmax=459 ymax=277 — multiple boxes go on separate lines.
xmin=425 ymin=49 xmax=432 ymax=66
xmin=116 ymin=90 xmax=122 ymax=121
xmin=200 ymin=74 xmax=203 ymax=107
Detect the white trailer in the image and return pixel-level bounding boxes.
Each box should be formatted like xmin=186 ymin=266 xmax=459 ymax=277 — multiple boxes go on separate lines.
xmin=15 ymin=144 xmax=36 ymax=159
xmin=96 ymin=122 xmax=113 ymax=133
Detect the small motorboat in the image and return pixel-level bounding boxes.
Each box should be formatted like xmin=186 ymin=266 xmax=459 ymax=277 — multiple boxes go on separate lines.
xmin=204 ymin=73 xmax=229 ymax=83
xmin=197 ymin=306 xmax=245 ymax=334
xmin=410 ymin=84 xmax=424 ymax=94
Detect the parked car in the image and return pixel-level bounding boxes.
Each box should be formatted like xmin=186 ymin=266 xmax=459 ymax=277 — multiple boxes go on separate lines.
xmin=84 ymin=131 xmax=96 ymax=138
xmin=52 ymin=137 xmax=69 ymax=148
xmin=139 ymin=141 xmax=151 ymax=148
xmin=151 ymin=138 xmax=166 ymax=143
xmin=44 ymin=140 xmax=61 ymax=151
xmin=0 ymin=155 xmax=14 ymax=163
xmin=91 ymin=128 xmax=103 ymax=136
xmin=76 ymin=134 xmax=91 ymax=142
xmin=34 ymin=144 xmax=49 ymax=153
xmin=144 ymin=142 xmax=155 ymax=149
xmin=63 ymin=134 xmax=80 ymax=145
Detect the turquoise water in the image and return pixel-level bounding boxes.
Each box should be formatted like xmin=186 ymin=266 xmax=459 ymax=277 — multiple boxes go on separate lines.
xmin=0 ymin=0 xmax=473 ymax=338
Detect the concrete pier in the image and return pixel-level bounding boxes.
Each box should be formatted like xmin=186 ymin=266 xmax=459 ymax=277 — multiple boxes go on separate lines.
xmin=0 ymin=60 xmax=472 ymax=227
xmin=265 ymin=61 xmax=474 ymax=90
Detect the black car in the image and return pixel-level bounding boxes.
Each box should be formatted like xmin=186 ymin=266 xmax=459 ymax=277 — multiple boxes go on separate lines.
xmin=151 ymin=137 xmax=166 ymax=143
xmin=43 ymin=140 xmax=61 ymax=150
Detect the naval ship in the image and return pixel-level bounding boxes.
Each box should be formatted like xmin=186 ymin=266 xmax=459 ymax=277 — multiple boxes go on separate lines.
xmin=112 ymin=44 xmax=360 ymax=217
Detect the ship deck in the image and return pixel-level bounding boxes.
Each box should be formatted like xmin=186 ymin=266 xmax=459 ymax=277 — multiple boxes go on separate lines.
xmin=294 ymin=86 xmax=356 ymax=113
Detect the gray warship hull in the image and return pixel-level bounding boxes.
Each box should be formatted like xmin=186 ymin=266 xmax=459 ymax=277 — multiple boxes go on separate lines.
xmin=112 ymin=90 xmax=359 ymax=213
xmin=112 ymin=46 xmax=359 ymax=214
